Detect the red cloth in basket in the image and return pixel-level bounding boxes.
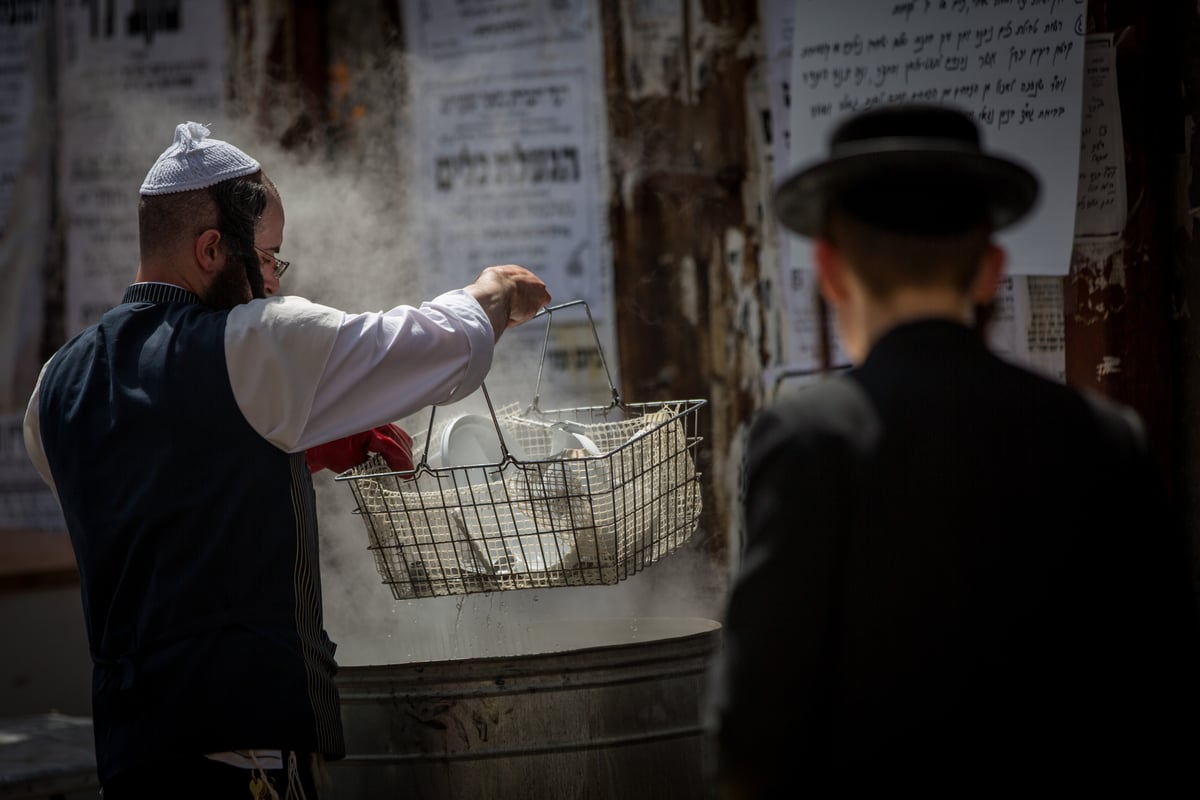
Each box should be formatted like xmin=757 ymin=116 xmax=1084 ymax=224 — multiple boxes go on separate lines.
xmin=306 ymin=423 xmax=414 ymax=474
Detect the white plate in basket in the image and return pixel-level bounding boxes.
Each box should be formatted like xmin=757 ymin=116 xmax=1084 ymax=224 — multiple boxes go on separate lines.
xmin=436 ymin=414 xmax=527 ymax=481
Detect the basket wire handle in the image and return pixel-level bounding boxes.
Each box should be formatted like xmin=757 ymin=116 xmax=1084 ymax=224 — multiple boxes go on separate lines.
xmin=417 ymin=299 xmax=621 ymax=472
xmin=417 ymin=383 xmax=513 ymax=471
xmin=419 ymin=404 xmax=438 ymax=471
xmin=530 ymin=299 xmax=622 ymax=412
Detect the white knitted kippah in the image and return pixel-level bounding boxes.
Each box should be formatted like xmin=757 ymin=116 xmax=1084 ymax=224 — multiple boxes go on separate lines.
xmin=139 ymin=121 xmax=261 ymax=196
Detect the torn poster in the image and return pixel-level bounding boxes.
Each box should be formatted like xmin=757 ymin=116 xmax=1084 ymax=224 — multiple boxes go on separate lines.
xmin=1074 ymin=32 xmax=1126 ymax=238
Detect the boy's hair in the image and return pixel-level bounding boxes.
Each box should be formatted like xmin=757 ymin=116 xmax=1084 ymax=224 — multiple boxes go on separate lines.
xmin=821 ymin=206 xmax=992 ymax=299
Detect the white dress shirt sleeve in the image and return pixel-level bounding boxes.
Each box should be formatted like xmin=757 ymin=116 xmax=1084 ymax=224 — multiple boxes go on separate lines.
xmin=23 ymin=359 xmax=58 ymax=498
xmin=224 ymin=288 xmax=495 ymax=452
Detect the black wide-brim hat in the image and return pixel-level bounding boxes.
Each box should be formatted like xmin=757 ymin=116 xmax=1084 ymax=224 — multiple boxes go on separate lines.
xmin=774 ymin=104 xmax=1040 ymax=237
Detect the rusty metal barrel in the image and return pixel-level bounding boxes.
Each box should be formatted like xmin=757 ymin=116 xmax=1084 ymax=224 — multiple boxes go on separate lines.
xmin=327 ymin=617 xmax=721 ymax=799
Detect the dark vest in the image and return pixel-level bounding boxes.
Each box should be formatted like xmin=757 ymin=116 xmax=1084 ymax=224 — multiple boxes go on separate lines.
xmin=37 ymin=284 xmax=343 ymax=782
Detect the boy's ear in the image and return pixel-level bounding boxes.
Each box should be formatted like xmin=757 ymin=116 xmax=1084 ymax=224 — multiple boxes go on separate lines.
xmin=814 ymin=239 xmax=850 ymax=308
xmin=970 ymin=244 xmax=1006 ymax=305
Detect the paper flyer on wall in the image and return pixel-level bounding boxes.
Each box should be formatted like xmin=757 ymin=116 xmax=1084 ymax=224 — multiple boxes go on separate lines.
xmin=0 ymin=414 xmax=62 ymax=531
xmin=401 ymin=0 xmax=615 ymax=407
xmin=788 ymin=0 xmax=1087 ymax=276
xmin=619 ymin=0 xmax=685 ymax=100
xmin=0 ymin=4 xmax=44 ymax=234
xmin=1074 ymin=32 xmax=1125 ymax=239
xmin=762 ymin=0 xmax=850 ymax=374
xmin=0 ymin=2 xmax=52 ymax=412
xmin=985 ymin=276 xmax=1066 ymax=382
xmin=57 ymin=0 xmax=226 ymax=336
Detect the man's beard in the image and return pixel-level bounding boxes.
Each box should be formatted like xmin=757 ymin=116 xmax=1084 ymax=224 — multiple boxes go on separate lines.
xmin=202 ymin=252 xmax=266 ymax=309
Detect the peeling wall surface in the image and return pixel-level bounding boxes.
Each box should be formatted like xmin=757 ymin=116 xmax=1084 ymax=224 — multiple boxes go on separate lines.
xmin=605 ymin=1 xmax=762 ymax=578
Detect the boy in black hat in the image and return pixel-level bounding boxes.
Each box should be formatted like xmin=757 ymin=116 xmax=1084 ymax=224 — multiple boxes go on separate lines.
xmin=709 ymin=105 xmax=1199 ymax=794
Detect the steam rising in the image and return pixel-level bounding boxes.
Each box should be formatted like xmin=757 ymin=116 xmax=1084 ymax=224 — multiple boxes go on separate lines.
xmin=316 ymin=463 xmax=725 ymax=666
xmin=109 ymin=53 xmax=724 ymax=667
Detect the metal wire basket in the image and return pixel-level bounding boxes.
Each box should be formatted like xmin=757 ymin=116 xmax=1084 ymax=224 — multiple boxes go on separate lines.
xmin=336 ymin=300 xmax=706 ymax=599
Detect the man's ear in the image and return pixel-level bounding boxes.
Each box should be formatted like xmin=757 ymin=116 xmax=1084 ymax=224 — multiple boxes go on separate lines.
xmin=194 ymin=229 xmax=224 ymax=276
xmin=814 ymin=238 xmax=850 ymax=308
xmin=970 ymin=243 xmax=1006 ymax=305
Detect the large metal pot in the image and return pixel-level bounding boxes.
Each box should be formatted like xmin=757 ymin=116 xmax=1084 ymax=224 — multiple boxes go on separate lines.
xmin=327 ymin=617 xmax=721 ymax=799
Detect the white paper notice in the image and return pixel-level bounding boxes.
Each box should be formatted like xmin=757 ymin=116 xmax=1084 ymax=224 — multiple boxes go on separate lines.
xmin=0 ymin=3 xmax=52 ymax=411
xmin=1074 ymin=33 xmax=1125 ymax=238
xmin=765 ymin=0 xmax=796 ymax=180
xmin=0 ymin=413 xmax=62 ymax=530
xmin=789 ymin=0 xmax=1087 ymax=276
xmin=763 ymin=0 xmax=850 ymax=371
xmin=0 ymin=6 xmax=42 ymax=231
xmin=402 ymin=0 xmax=615 ymax=406
xmin=619 ymin=0 xmax=685 ymax=100
xmin=402 ymin=0 xmax=610 ymax=318
xmin=58 ymin=0 xmax=226 ymax=335
xmin=985 ymin=275 xmax=1065 ymax=382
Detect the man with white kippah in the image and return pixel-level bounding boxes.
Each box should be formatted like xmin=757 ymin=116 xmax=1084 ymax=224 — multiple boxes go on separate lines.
xmin=23 ymin=121 xmax=551 ymax=798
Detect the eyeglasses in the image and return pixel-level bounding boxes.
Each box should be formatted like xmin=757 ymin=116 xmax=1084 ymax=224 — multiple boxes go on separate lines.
xmin=255 ymin=246 xmax=291 ymax=279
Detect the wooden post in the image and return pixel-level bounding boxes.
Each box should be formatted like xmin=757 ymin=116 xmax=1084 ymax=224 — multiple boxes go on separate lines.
xmin=602 ymin=1 xmax=767 ymax=563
